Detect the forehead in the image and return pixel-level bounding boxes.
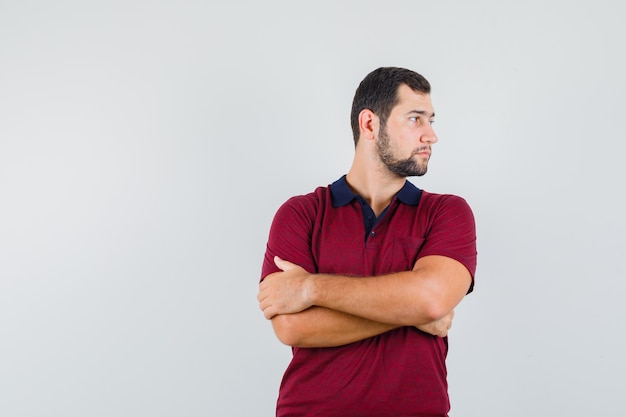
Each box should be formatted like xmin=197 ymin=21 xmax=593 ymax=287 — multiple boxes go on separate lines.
xmin=393 ymin=84 xmax=434 ymax=116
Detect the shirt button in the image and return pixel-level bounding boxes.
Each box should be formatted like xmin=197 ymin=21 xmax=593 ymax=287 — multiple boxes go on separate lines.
xmin=370 ymin=231 xmax=376 ymax=237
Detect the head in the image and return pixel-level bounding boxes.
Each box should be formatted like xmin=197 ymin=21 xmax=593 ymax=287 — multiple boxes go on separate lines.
xmin=350 ymin=67 xmax=431 ymax=146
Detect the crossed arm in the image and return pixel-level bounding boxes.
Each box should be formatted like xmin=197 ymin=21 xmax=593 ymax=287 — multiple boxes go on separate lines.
xmin=257 ymin=254 xmax=472 ymax=348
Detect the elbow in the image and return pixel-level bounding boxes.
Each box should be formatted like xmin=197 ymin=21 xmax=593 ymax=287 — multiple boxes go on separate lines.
xmin=271 ymin=314 xmax=305 ymax=347
xmin=421 ymin=301 xmax=449 ymax=323
xmin=408 ymin=296 xmax=450 ymax=325
xmin=407 ymin=277 xmax=458 ymax=324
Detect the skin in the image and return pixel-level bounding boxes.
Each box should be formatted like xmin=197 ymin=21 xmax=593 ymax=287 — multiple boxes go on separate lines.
xmin=258 ymin=84 xmax=472 ymax=348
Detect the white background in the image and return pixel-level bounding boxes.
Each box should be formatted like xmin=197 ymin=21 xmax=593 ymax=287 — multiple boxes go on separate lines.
xmin=1 ymin=1 xmax=625 ymax=416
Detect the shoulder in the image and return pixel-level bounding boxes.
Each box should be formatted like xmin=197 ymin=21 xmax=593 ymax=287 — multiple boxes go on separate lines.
xmin=272 ymin=185 xmax=330 ymax=222
xmin=279 ymin=186 xmax=329 ymax=209
xmin=419 ymin=191 xmax=474 ymax=217
xmin=416 ymin=191 xmax=476 ymax=238
xmin=421 ymin=190 xmax=470 ymax=206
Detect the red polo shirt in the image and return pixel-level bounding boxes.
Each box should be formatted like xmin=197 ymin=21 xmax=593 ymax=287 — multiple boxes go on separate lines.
xmin=261 ymin=176 xmax=477 ymax=417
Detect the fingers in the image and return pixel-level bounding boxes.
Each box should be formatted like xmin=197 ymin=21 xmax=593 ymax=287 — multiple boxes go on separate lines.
xmin=261 ymin=308 xmax=275 ymax=320
xmin=259 ymin=258 xmax=307 ymax=320
xmin=257 ymin=285 xmax=270 ymax=317
xmin=274 ymin=256 xmax=296 ymax=271
xmin=257 ymin=293 xmax=275 ymax=319
xmin=415 ymin=310 xmax=455 ymax=337
xmin=257 ymin=269 xmax=283 ymax=320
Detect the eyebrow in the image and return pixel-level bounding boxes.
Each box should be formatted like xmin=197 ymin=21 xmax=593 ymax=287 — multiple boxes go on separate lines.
xmin=406 ymin=110 xmax=435 ymax=119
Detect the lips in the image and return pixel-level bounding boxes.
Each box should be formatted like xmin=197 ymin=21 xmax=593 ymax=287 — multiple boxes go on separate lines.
xmin=413 ymin=147 xmax=431 ymax=157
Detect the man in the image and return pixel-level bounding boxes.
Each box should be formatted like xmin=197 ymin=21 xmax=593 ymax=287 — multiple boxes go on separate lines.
xmin=258 ymin=67 xmax=477 ymax=416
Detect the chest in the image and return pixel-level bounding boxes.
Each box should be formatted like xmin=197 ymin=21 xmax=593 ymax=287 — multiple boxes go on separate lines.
xmin=311 ymin=203 xmax=428 ymax=276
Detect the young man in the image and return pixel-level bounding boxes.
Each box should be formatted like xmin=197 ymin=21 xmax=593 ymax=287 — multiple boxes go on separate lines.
xmin=258 ymin=67 xmax=477 ymax=416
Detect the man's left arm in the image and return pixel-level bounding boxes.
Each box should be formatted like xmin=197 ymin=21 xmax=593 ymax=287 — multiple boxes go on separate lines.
xmin=260 ymin=194 xmax=476 ymax=326
xmin=258 ymin=254 xmax=471 ymax=326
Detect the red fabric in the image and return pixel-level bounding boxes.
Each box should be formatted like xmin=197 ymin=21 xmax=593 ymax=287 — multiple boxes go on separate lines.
xmin=261 ymin=184 xmax=477 ymax=417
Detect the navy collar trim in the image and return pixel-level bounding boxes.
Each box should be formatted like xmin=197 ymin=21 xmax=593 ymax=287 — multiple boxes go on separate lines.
xmin=330 ymin=175 xmax=422 ymax=207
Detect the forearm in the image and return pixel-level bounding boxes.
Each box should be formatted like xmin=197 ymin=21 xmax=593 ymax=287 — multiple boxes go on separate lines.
xmin=259 ymin=255 xmax=471 ymax=328
xmin=309 ymin=272 xmax=434 ymax=326
xmin=271 ymin=306 xmax=400 ymax=348
xmin=309 ymin=256 xmax=471 ymax=326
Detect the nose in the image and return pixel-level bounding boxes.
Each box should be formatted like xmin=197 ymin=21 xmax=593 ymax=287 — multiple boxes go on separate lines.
xmin=421 ymin=124 xmax=438 ymax=144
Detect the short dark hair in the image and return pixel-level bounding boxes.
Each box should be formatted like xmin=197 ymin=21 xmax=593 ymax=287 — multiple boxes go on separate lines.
xmin=350 ymin=67 xmax=431 ymax=145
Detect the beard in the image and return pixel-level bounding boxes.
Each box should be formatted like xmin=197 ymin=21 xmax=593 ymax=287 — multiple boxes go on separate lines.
xmin=376 ymin=126 xmax=429 ymax=177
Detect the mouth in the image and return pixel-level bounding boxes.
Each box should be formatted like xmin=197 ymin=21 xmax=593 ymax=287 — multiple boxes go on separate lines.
xmin=413 ymin=147 xmax=431 ymax=157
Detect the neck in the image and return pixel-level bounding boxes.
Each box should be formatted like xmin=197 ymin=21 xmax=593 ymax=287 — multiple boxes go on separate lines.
xmin=345 ymin=153 xmax=406 ymax=217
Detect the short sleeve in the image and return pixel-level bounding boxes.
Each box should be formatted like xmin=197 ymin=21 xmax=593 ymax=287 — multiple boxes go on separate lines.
xmin=417 ymin=195 xmax=477 ymax=292
xmin=260 ymin=195 xmax=319 ymax=281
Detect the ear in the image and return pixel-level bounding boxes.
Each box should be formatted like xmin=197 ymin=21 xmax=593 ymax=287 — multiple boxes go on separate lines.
xmin=357 ymin=109 xmax=379 ymax=142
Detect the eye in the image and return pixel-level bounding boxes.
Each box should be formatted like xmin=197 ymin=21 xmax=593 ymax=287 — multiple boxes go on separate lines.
xmin=429 ymin=120 xmax=435 ymax=126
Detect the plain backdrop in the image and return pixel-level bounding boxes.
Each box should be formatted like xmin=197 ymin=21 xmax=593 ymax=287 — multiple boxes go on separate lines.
xmin=1 ymin=1 xmax=625 ymax=416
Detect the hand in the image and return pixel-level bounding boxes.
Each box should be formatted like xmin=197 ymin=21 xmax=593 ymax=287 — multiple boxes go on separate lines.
xmin=415 ymin=310 xmax=454 ymax=337
xmin=258 ymin=256 xmax=314 ymax=319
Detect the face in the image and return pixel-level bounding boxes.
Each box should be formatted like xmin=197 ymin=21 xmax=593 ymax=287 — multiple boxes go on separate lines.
xmin=375 ymin=84 xmax=438 ymax=177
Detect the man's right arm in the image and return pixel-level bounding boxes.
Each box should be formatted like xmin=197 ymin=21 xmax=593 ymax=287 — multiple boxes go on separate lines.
xmin=271 ymin=307 xmax=454 ymax=348
xmin=261 ymin=256 xmax=460 ymax=347
xmin=271 ymin=307 xmax=399 ymax=348
xmin=261 ymin=197 xmax=454 ymax=348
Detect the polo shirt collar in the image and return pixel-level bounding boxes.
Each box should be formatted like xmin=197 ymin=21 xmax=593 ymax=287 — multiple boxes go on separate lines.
xmin=330 ymin=175 xmax=422 ymax=207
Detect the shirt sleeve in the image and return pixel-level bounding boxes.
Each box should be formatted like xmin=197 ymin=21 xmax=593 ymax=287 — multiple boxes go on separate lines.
xmin=417 ymin=194 xmax=477 ymax=293
xmin=260 ymin=195 xmax=318 ymax=281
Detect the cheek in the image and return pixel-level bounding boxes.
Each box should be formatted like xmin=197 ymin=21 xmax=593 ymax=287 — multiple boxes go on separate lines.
xmin=399 ymin=130 xmax=417 ymax=145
